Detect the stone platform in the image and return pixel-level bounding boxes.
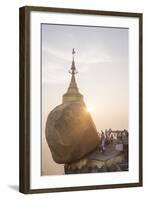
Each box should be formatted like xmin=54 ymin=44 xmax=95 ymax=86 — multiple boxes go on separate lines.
xmin=64 ymin=143 xmax=128 ymax=174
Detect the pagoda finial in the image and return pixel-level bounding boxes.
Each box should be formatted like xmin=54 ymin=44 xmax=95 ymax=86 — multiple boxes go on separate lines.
xmin=62 ymin=49 xmax=84 ymax=104
xmin=69 ymin=48 xmax=78 ymax=75
xmin=72 ymin=48 xmax=75 ymax=60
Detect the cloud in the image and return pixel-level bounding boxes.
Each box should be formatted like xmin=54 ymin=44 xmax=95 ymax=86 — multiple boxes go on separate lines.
xmin=43 ymin=47 xmax=112 ymax=63
xmin=42 ymin=46 xmax=114 ymax=84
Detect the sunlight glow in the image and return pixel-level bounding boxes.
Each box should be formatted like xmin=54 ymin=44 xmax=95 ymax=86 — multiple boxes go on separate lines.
xmin=86 ymin=106 xmax=94 ymax=113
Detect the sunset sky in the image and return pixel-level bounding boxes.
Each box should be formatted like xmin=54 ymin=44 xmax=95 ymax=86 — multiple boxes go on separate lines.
xmin=42 ymin=23 xmax=128 ymax=130
xmin=41 ymin=23 xmax=129 ymax=175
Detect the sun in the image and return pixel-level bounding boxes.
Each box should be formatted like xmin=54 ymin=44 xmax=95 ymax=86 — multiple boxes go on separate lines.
xmin=86 ymin=106 xmax=94 ymax=113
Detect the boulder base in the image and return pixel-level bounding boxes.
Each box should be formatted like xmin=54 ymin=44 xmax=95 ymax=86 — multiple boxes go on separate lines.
xmin=45 ymin=102 xmax=100 ymax=164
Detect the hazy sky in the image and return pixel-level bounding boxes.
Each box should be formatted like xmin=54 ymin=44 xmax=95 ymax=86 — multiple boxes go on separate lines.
xmin=41 ymin=24 xmax=129 ymax=175
xmin=42 ymin=23 xmax=128 ymax=130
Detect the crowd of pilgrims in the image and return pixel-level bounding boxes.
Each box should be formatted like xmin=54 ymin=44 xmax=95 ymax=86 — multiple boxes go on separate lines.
xmin=97 ymin=128 xmax=129 ymax=152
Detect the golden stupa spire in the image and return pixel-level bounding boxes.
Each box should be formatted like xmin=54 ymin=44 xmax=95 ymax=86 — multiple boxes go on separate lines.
xmin=62 ymin=49 xmax=84 ymax=104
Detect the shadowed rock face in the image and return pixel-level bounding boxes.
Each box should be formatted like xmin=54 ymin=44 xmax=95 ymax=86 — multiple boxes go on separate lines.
xmin=45 ymin=102 xmax=100 ymax=164
xmin=64 ymin=153 xmax=125 ymax=174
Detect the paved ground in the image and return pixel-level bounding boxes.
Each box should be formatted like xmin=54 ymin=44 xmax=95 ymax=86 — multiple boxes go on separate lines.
xmin=87 ymin=144 xmax=121 ymax=161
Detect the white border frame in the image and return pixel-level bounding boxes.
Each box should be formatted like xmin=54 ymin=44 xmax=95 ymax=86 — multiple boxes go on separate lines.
xmin=30 ymin=11 xmax=140 ymax=189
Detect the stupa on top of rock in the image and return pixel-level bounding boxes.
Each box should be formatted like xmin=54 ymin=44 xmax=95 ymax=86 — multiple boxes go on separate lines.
xmin=62 ymin=48 xmax=84 ymax=104
xmin=45 ymin=49 xmax=100 ymax=164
